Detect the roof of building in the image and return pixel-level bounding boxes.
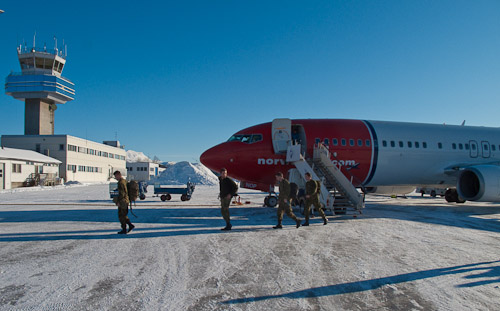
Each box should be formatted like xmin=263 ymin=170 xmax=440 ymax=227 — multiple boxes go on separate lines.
xmin=0 ymin=147 xmax=61 ymax=164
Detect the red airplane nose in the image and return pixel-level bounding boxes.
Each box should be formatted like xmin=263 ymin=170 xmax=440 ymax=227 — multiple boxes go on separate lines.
xmin=200 ymin=144 xmax=227 ymax=172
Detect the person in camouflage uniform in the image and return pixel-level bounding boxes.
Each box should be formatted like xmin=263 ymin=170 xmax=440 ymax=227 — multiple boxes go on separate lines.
xmin=303 ymin=172 xmax=328 ymax=226
xmin=113 ymin=170 xmax=134 ymax=234
xmin=273 ymin=172 xmax=301 ymax=229
xmin=219 ymin=168 xmax=238 ymax=231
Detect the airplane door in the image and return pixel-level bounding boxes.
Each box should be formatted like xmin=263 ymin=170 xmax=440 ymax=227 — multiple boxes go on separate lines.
xmin=0 ymin=163 xmax=4 ymax=189
xmin=469 ymin=140 xmax=478 ymax=158
xmin=481 ymin=141 xmax=491 ymax=158
xmin=272 ymin=118 xmax=292 ymax=154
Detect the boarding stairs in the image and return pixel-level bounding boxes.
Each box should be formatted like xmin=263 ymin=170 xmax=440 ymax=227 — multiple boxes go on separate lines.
xmin=286 ymin=144 xmax=364 ymax=214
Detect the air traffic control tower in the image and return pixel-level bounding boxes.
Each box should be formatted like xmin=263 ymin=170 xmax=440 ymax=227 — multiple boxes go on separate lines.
xmin=5 ymin=43 xmax=75 ymax=135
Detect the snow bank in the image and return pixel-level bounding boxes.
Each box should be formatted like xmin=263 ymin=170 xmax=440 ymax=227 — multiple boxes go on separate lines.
xmin=150 ymin=161 xmax=218 ymax=185
xmin=126 ymin=150 xmax=151 ymax=162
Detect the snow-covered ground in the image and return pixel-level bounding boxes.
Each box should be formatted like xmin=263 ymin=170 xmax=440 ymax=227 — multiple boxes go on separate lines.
xmin=1 ymin=185 xmax=500 ymax=310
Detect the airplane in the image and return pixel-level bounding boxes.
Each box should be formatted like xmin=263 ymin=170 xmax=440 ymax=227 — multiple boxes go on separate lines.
xmin=200 ymin=118 xmax=500 ymax=207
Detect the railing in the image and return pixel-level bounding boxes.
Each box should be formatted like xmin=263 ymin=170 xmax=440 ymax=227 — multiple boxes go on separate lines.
xmin=17 ymin=46 xmax=66 ymax=59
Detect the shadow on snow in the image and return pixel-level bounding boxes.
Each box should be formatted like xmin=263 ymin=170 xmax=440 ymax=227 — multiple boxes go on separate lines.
xmin=223 ymin=260 xmax=500 ymax=304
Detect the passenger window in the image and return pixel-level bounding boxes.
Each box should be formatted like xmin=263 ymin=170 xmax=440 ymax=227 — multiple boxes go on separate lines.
xmin=399 ymin=141 xmax=403 ymax=148
xmin=332 ymin=138 xmax=338 ymax=146
xmin=315 ymin=138 xmax=321 ymax=144
xmin=452 ymin=143 xmax=456 ymax=150
xmin=382 ymin=140 xmax=387 ymax=147
xmin=472 ymin=144 xmax=476 ymax=150
xmin=415 ymin=142 xmax=420 ymax=148
xmin=407 ymin=141 xmax=412 ymax=148
xmin=459 ymin=143 xmax=463 ymax=150
xmin=423 ymin=142 xmax=427 ymax=148
xmin=438 ymin=143 xmax=442 ymax=149
xmin=323 ymin=138 xmax=329 ymax=146
xmin=465 ymin=144 xmax=469 ymax=150
xmin=366 ymin=140 xmax=370 ymax=147
xmin=390 ymin=141 xmax=395 ymax=147
xmin=341 ymin=139 xmax=346 ymax=146
xmin=492 ymin=145 xmax=496 ymax=151
xmin=349 ymin=139 xmax=354 ymax=146
xmin=358 ymin=139 xmax=362 ymax=146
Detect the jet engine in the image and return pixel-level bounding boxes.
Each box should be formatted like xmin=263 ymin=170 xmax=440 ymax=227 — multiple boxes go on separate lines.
xmin=457 ymin=165 xmax=500 ymax=202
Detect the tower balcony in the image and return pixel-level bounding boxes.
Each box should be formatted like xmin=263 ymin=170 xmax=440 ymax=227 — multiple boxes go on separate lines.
xmin=5 ymin=72 xmax=75 ymax=104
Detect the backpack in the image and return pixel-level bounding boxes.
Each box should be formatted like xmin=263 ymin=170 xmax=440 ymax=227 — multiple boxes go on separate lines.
xmin=127 ymin=180 xmax=139 ymax=202
xmin=315 ymin=180 xmax=321 ymax=195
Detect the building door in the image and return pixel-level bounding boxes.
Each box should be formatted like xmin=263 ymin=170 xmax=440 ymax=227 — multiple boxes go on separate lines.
xmin=0 ymin=163 xmax=4 ymax=190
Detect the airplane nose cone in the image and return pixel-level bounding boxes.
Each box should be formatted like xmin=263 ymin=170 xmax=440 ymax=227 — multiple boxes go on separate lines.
xmin=200 ymin=144 xmax=224 ymax=172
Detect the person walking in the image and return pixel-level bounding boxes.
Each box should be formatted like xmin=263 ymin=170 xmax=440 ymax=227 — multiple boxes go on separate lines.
xmin=273 ymin=172 xmax=301 ymax=229
xmin=303 ymin=172 xmax=328 ymax=226
xmin=219 ymin=168 xmax=238 ymax=231
xmin=113 ymin=170 xmax=135 ymax=234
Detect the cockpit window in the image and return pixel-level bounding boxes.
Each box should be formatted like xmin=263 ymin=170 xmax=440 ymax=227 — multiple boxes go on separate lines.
xmin=227 ymin=134 xmax=263 ymax=144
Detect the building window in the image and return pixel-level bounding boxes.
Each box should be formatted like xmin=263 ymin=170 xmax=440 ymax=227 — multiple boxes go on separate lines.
xmin=67 ymin=164 xmax=76 ymax=172
xmin=102 ymin=152 xmax=108 ymax=157
xmin=78 ymin=147 xmax=86 ymax=153
xmin=68 ymin=145 xmax=77 ymax=152
xmin=109 ymin=153 xmax=114 ymax=158
xmin=78 ymin=165 xmax=85 ymax=172
xmin=59 ymin=144 xmax=64 ymax=151
xmin=12 ymin=163 xmax=22 ymax=173
xmin=120 ymin=156 xmax=125 ymax=160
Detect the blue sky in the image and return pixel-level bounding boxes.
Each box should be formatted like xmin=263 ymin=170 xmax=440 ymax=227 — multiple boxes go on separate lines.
xmin=1 ymin=1 xmax=499 ymax=162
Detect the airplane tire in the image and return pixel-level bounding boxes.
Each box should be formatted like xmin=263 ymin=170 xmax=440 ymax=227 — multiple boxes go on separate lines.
xmin=160 ymin=194 xmax=167 ymax=201
xmin=267 ymin=196 xmax=278 ymax=208
xmin=139 ymin=194 xmax=146 ymax=200
xmin=430 ymin=190 xmax=436 ymax=197
xmin=166 ymin=194 xmax=172 ymax=201
xmin=181 ymin=194 xmax=188 ymax=201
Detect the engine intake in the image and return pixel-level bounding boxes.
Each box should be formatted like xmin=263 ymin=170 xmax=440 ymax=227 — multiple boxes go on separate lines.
xmin=457 ymin=165 xmax=500 ymax=202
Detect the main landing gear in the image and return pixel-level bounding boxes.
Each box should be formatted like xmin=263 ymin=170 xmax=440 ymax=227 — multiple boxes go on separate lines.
xmin=444 ymin=188 xmax=466 ymax=203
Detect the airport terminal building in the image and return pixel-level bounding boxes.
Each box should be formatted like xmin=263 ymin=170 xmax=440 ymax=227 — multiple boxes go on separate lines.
xmin=1 ymin=135 xmax=126 ymax=183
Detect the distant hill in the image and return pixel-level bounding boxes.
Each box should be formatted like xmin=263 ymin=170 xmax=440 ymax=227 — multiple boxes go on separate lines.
xmin=126 ymin=150 xmax=151 ymax=163
xmin=150 ymin=161 xmax=219 ymax=185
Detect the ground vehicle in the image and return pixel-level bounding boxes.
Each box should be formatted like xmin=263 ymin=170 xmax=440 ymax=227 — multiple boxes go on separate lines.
xmin=153 ymin=182 xmax=195 ymax=201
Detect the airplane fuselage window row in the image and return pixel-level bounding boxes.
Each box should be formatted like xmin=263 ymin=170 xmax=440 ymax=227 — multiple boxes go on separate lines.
xmin=380 ymin=140 xmax=498 ymax=152
xmin=315 ymin=138 xmax=371 ymax=147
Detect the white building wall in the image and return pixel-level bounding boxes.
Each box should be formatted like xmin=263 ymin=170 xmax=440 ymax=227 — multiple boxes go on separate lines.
xmin=126 ymin=161 xmax=162 ymax=181
xmin=1 ymin=135 xmax=126 ymax=183
xmin=0 ymin=159 xmax=60 ymax=190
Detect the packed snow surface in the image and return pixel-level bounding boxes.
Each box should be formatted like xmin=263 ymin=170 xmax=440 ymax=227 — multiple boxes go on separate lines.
xmin=151 ymin=161 xmax=219 ymax=186
xmin=126 ymin=150 xmax=151 ymax=163
xmin=1 ymin=184 xmax=500 ymax=310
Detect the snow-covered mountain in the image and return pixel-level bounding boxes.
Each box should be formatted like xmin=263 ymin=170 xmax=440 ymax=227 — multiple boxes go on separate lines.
xmin=126 ymin=150 xmax=151 ymax=163
xmin=151 ymin=161 xmax=219 ymax=185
